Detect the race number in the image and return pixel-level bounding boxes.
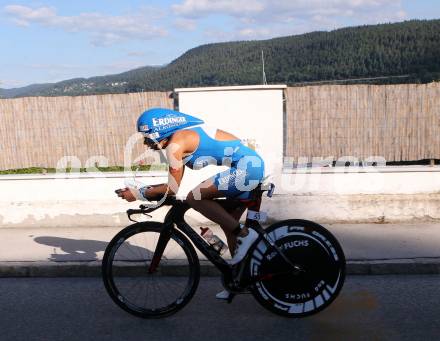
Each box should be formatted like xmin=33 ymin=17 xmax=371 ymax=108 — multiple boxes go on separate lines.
xmin=247 ymin=210 xmax=267 ymax=222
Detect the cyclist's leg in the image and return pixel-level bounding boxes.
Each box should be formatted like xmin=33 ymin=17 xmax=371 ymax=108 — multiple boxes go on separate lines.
xmin=187 ymin=163 xmax=263 ymax=248
xmin=224 ymin=205 xmax=246 ymax=255
xmin=187 ymin=182 xmax=245 ymax=255
xmin=186 ymin=179 xmax=245 ymax=237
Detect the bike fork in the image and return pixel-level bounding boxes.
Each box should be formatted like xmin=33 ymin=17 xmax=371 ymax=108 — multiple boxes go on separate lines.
xmin=148 ymin=224 xmax=173 ymax=273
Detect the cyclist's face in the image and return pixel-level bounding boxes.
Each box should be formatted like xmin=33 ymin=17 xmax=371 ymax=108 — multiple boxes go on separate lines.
xmin=144 ymin=137 xmax=167 ymax=150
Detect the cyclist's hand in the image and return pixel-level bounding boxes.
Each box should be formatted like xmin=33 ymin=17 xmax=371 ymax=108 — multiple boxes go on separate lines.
xmin=115 ymin=188 xmax=136 ymax=202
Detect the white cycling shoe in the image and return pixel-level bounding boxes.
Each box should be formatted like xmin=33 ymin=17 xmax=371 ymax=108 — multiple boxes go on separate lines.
xmin=228 ymin=228 xmax=258 ymax=265
xmin=215 ymin=290 xmax=231 ymax=300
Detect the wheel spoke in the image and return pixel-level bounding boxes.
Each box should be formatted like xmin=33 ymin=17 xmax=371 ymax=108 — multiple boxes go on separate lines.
xmin=102 ymin=224 xmax=199 ymax=318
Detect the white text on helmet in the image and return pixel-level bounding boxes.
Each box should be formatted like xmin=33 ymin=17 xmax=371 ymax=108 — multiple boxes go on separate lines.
xmin=152 ymin=116 xmax=186 ymax=127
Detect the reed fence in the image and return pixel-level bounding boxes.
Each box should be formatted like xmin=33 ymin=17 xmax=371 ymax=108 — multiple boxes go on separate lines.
xmin=1 ymin=83 xmax=439 ymax=170
xmin=285 ymin=82 xmax=440 ymax=162
xmin=0 ymin=92 xmax=172 ymax=170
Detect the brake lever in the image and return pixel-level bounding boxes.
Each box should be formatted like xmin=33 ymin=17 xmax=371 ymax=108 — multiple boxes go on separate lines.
xmin=126 ymin=209 xmax=152 ymax=223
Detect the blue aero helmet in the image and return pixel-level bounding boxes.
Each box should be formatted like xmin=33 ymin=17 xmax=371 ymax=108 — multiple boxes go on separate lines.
xmin=137 ymin=108 xmax=204 ymax=142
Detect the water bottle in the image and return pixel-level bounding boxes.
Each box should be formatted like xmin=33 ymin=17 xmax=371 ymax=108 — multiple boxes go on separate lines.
xmin=200 ymin=227 xmax=228 ymax=255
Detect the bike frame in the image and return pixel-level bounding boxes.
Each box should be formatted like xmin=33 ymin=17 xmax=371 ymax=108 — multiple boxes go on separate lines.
xmin=107 ymin=181 xmax=345 ymax=317
xmin=141 ymin=184 xmax=274 ymax=288
xmin=128 ymin=182 xmax=300 ymax=293
xmin=125 ymin=182 xmax=302 ymax=297
xmin=148 ymin=197 xmax=264 ymax=285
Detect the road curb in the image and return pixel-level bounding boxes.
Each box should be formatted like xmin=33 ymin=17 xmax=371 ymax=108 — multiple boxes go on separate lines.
xmin=1 ymin=259 xmax=440 ymax=277
xmin=347 ymin=259 xmax=440 ymax=275
xmin=0 ymin=261 xmax=222 ymax=277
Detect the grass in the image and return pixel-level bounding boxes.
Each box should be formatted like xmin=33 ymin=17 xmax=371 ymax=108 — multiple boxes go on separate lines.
xmin=0 ymin=165 xmax=167 ymax=175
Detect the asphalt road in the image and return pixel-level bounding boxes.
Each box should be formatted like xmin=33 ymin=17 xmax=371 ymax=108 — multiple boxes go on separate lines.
xmin=0 ymin=275 xmax=439 ymax=341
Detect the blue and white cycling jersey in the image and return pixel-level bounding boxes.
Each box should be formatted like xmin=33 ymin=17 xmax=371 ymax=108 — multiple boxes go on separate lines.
xmin=137 ymin=108 xmax=265 ymax=198
xmin=182 ymin=125 xmax=265 ymax=199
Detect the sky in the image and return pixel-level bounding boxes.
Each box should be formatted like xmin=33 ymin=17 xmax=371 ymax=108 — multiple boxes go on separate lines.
xmin=1 ymin=0 xmax=439 ymax=88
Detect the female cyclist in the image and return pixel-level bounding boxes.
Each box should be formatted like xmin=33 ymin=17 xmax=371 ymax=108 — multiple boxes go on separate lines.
xmin=117 ymin=108 xmax=265 ymax=297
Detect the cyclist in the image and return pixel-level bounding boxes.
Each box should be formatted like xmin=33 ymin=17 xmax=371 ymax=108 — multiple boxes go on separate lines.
xmin=117 ymin=108 xmax=265 ymax=297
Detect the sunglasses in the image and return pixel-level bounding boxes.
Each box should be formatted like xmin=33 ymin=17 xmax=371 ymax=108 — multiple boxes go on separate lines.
xmin=143 ymin=137 xmax=168 ymax=150
xmin=143 ymin=137 xmax=157 ymax=146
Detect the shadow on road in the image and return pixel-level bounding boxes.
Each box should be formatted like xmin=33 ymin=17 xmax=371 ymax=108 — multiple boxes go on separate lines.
xmin=33 ymin=236 xmax=152 ymax=262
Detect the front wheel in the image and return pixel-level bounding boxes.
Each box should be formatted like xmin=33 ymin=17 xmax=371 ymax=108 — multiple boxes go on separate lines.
xmin=248 ymin=219 xmax=345 ymax=317
xmin=102 ymin=222 xmax=200 ymax=318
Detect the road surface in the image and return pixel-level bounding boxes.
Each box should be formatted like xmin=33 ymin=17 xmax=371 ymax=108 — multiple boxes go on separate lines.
xmin=0 ymin=275 xmax=439 ymax=340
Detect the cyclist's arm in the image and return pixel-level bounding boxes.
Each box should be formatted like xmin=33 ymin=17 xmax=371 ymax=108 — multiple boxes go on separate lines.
xmin=143 ymin=133 xmax=187 ymax=198
xmin=141 ymin=165 xmax=185 ymax=199
xmin=166 ymin=133 xmax=186 ymax=195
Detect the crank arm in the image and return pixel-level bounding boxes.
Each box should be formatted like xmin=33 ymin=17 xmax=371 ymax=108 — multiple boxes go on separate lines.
xmin=270 ymin=243 xmax=305 ymax=274
xmin=253 ymin=225 xmax=304 ymax=274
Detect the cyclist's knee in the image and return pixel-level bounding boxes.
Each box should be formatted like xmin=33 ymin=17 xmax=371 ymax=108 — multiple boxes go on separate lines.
xmin=186 ymin=191 xmax=199 ymax=207
xmin=187 ymin=185 xmax=208 ymax=204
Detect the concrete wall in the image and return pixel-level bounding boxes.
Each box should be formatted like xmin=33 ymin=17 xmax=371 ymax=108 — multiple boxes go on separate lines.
xmin=272 ymin=167 xmax=440 ymax=223
xmin=0 ymin=166 xmax=229 ymax=228
xmin=1 ymin=166 xmax=439 ymax=228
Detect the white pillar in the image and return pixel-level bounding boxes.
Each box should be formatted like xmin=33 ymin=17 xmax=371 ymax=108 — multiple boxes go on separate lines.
xmin=175 ymin=85 xmax=286 ymax=186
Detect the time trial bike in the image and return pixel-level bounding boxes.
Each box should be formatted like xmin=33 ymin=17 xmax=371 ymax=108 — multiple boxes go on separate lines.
xmin=102 ymin=181 xmax=345 ymax=318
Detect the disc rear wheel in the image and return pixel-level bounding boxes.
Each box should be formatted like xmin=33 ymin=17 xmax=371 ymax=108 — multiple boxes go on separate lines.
xmin=249 ymin=220 xmax=345 ymax=317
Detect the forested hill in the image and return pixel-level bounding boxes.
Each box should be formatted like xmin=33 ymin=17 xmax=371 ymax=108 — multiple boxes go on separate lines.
xmin=2 ymin=19 xmax=440 ymax=98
